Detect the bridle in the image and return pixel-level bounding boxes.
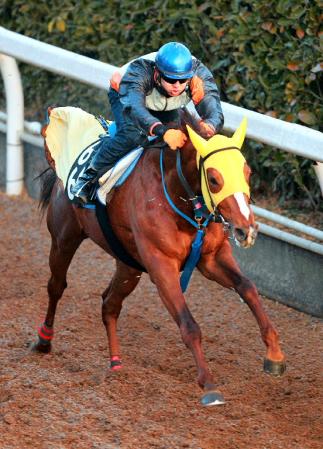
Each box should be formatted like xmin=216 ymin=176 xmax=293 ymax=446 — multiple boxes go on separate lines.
xmin=198 ymin=145 xmax=241 ymax=216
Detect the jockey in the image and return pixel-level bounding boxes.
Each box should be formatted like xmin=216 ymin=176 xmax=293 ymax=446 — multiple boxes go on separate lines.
xmin=72 ymin=42 xmax=224 ymax=203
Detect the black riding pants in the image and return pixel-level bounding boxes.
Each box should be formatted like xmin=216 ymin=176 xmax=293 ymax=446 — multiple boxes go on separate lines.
xmin=90 ymin=89 xmax=148 ymax=175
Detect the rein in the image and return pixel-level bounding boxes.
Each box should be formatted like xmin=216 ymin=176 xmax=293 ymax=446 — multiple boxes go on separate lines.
xmin=160 ymin=148 xmax=231 ymax=292
xmin=160 ymin=148 xmax=214 ymax=230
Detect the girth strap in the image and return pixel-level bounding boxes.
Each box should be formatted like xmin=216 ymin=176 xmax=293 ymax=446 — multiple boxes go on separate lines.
xmin=95 ymin=199 xmax=146 ymax=272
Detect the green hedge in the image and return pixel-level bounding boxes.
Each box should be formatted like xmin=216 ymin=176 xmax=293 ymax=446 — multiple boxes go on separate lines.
xmin=1 ymin=0 xmax=322 ymax=209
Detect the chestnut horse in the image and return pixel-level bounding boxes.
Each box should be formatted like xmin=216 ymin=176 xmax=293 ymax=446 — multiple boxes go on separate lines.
xmin=33 ymin=112 xmax=286 ymax=406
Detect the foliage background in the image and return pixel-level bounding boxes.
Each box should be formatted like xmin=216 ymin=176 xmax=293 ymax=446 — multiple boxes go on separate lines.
xmin=0 ymin=0 xmax=322 ymax=209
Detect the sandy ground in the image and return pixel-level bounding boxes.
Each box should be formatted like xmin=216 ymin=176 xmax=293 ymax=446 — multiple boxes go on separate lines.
xmin=0 ymin=192 xmax=322 ymax=449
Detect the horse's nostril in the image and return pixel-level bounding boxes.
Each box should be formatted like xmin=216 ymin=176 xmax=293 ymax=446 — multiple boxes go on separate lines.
xmin=235 ymin=228 xmax=247 ymax=241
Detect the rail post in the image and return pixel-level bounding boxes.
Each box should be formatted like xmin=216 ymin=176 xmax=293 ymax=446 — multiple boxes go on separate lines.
xmin=0 ymin=53 xmax=24 ymax=195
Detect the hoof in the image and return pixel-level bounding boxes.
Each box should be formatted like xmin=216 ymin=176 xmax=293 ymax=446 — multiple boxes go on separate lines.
xmin=264 ymin=358 xmax=286 ymax=376
xmin=30 ymin=340 xmax=52 ymax=354
xmin=200 ymin=390 xmax=225 ymax=407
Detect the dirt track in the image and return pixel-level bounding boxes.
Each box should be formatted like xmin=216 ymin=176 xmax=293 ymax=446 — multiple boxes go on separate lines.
xmin=0 ymin=192 xmax=322 ymax=449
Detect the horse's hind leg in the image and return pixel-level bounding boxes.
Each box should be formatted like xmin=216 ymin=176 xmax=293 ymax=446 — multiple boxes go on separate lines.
xmin=198 ymin=241 xmax=286 ymax=376
xmin=32 ymin=199 xmax=84 ymax=353
xmin=101 ymin=261 xmax=142 ymax=370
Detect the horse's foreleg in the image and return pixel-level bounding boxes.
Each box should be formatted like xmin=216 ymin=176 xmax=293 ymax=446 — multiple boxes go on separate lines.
xmin=145 ymin=255 xmax=225 ymax=406
xmin=198 ymin=241 xmax=286 ymax=376
xmin=101 ymin=261 xmax=142 ymax=370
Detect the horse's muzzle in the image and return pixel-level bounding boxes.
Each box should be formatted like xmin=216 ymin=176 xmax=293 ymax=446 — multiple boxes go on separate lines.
xmin=234 ymin=225 xmax=258 ymax=248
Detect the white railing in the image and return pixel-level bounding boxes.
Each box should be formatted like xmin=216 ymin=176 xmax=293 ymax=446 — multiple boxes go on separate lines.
xmin=1 ymin=27 xmax=322 ymax=161
xmin=0 ymin=26 xmax=322 ymax=255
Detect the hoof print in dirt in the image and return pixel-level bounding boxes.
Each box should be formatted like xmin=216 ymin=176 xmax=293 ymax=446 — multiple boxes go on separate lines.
xmin=200 ymin=390 xmax=225 ymax=407
xmin=263 ymin=358 xmax=286 ymax=376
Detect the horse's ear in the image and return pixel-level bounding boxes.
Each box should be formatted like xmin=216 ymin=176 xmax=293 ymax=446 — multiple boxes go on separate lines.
xmin=186 ymin=125 xmax=208 ymax=157
xmin=232 ymin=117 xmax=248 ymax=149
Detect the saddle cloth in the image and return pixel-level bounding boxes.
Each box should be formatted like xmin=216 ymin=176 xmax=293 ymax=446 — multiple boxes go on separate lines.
xmin=43 ymin=106 xmax=143 ymax=204
xmin=96 ymin=147 xmax=143 ymax=204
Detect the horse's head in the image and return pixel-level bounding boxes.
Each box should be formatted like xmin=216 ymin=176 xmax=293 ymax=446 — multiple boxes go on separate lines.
xmin=187 ymin=119 xmax=257 ymax=248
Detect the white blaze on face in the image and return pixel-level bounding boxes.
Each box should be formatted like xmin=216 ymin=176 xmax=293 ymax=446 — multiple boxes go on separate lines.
xmin=234 ymin=192 xmax=250 ymax=220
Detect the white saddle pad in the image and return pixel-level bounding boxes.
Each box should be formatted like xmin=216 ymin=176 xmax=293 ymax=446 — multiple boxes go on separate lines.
xmin=97 ymin=148 xmax=143 ymax=204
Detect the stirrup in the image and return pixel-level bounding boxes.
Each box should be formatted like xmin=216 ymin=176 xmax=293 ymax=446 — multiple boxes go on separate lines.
xmin=72 ymin=181 xmax=91 ymax=203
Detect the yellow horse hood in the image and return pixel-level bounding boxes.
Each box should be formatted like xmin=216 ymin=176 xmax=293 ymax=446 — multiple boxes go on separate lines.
xmin=187 ymin=118 xmax=250 ymax=212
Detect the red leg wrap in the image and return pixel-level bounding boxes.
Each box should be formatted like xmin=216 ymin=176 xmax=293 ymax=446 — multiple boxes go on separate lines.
xmin=38 ymin=323 xmax=54 ymax=342
xmin=110 ymin=355 xmax=122 ymax=371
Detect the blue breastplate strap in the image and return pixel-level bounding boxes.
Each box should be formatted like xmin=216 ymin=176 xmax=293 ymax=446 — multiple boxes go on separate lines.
xmin=180 ymin=229 xmax=205 ymax=292
xmin=160 ymin=149 xmax=214 ymax=292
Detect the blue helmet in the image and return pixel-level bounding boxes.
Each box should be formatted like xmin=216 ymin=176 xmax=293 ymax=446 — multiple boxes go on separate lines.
xmin=155 ymin=42 xmax=194 ymax=79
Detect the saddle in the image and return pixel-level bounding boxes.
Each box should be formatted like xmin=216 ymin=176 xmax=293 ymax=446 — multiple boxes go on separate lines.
xmin=42 ymin=106 xmax=144 ymax=205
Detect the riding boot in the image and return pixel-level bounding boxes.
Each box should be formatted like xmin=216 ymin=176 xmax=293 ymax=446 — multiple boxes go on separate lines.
xmin=71 ymin=166 xmax=99 ymax=204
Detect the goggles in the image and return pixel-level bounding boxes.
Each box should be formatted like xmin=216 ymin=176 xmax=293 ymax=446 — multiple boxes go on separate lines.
xmin=161 ymin=75 xmax=189 ymax=84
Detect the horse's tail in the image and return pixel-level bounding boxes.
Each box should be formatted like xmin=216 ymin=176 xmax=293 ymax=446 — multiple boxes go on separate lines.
xmin=36 ymin=167 xmax=57 ymax=216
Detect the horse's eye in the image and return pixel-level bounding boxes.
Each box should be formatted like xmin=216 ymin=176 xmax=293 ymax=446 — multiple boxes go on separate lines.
xmin=206 ymin=168 xmax=223 ymax=193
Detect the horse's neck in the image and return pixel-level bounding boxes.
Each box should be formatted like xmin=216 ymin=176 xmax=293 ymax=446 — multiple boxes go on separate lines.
xmin=164 ymin=143 xmax=200 ymax=198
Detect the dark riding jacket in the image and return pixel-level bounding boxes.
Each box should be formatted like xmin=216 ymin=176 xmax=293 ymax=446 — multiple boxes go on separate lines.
xmin=118 ymin=58 xmax=224 ymax=135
